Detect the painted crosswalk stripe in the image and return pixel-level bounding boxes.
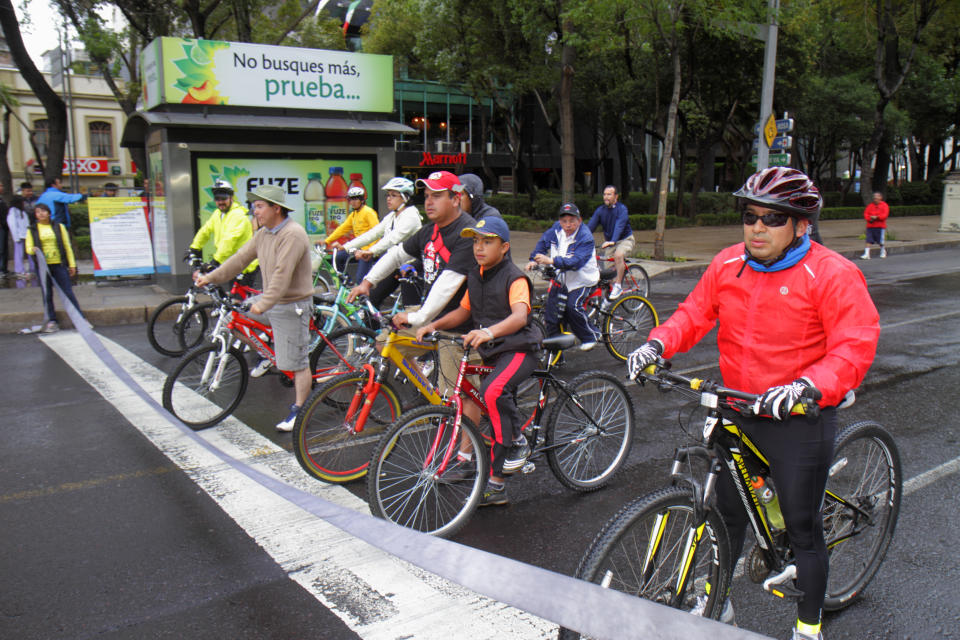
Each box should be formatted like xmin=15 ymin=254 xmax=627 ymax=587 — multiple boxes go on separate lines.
xmin=42 ymin=331 xmax=556 ymax=640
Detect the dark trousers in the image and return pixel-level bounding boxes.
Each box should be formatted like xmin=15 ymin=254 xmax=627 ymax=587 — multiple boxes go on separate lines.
xmin=715 ymin=408 xmax=837 ymax=625
xmin=0 ymin=219 xmax=8 ymax=273
xmin=42 ymin=263 xmax=82 ymax=322
xmin=544 ymin=284 xmax=601 ymax=344
xmin=481 ymin=350 xmax=540 ymax=477
xmin=369 ymin=263 xmax=423 ymax=310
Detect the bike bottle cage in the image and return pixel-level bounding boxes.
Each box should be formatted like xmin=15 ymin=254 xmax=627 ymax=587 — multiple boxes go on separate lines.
xmin=762 ymin=564 xmax=804 ymax=601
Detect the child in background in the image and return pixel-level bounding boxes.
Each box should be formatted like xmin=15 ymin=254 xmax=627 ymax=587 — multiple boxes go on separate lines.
xmin=25 ymin=202 xmax=84 ymax=333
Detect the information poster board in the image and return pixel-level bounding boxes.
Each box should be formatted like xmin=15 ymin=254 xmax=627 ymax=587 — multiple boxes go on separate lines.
xmin=89 ymin=197 xmax=156 ymax=276
xmin=194 ymin=156 xmax=375 ymax=248
xmin=148 ymin=149 xmax=170 ymax=272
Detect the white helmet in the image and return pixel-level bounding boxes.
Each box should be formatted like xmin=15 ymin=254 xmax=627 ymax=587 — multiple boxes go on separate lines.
xmin=347 ymin=185 xmax=366 ymax=199
xmin=211 ymin=178 xmax=234 ymax=195
xmin=381 ymin=177 xmax=415 ymax=201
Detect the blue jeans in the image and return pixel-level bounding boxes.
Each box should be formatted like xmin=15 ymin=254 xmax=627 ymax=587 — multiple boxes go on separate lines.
xmin=42 ymin=263 xmax=82 ymax=322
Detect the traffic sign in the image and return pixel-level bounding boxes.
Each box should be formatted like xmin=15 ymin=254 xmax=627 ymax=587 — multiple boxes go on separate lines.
xmin=751 ymin=153 xmax=791 ymax=166
xmin=763 ymin=114 xmax=778 ymax=148
xmin=753 ymin=117 xmax=795 ymax=137
xmin=752 ymin=135 xmax=793 ymax=151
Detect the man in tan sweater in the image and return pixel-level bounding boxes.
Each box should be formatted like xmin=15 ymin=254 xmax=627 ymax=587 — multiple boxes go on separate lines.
xmin=195 ymin=184 xmax=314 ymax=432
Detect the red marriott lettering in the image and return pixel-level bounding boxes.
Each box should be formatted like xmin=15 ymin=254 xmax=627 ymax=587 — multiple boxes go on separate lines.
xmin=419 ymin=152 xmax=467 ymax=167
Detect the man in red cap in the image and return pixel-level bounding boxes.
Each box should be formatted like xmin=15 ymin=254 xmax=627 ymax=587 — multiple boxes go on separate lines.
xmin=348 ymin=170 xmax=478 ymax=393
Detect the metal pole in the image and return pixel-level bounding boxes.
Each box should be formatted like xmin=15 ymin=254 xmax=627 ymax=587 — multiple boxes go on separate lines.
xmin=756 ymin=0 xmax=779 ymax=171
xmin=62 ymin=34 xmax=81 ymax=192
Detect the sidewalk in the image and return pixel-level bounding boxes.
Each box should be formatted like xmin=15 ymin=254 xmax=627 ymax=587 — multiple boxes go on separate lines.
xmin=2 ymin=216 xmax=956 ymax=333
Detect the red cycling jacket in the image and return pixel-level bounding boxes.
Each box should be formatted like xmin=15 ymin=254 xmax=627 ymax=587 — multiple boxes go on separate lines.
xmin=649 ymin=242 xmax=880 ymax=407
xmin=864 ymin=201 xmax=889 ymax=228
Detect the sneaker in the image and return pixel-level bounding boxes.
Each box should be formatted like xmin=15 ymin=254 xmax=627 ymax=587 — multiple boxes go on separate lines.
xmin=275 ymin=404 xmax=300 ymax=432
xmin=250 ymin=358 xmax=272 ymax=378
xmin=479 ymin=482 xmax=509 ymax=507
xmin=690 ymin=595 xmax=736 ymax=625
xmin=880 ymin=248 xmax=887 ymax=258
xmin=417 ymin=355 xmax=435 ymax=379
xmin=859 ymin=251 xmax=870 ymax=260
xmin=437 ymin=455 xmax=475 ymax=483
xmin=791 ymin=626 xmax=823 ymax=640
xmin=609 ymin=283 xmax=623 ymax=298
xmin=41 ymin=321 xmax=59 ymax=334
xmin=502 ymin=437 xmax=531 ymax=474
xmin=579 ymin=341 xmax=598 ymax=352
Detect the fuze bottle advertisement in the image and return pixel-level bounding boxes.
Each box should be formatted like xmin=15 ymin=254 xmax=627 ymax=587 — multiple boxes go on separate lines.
xmin=194 ymin=157 xmax=374 ymax=241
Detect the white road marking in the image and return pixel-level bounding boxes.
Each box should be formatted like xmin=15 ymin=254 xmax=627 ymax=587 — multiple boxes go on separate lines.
xmin=41 ymin=332 xmax=555 ymax=640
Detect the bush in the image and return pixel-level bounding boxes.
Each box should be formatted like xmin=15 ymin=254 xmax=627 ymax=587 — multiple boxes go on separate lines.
xmin=897 ymin=181 xmax=933 ymax=205
xmin=70 ymin=202 xmax=89 ymax=235
xmin=75 ymin=233 xmax=91 ymax=259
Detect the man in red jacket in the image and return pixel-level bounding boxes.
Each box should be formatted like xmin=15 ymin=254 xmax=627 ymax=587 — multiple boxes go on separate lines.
xmin=626 ymin=168 xmax=880 ymax=640
xmin=860 ymin=191 xmax=889 ymax=259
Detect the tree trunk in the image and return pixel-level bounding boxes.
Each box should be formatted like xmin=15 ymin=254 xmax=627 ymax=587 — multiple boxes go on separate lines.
xmin=559 ymin=19 xmax=576 ymax=203
xmin=0 ymin=0 xmax=68 ymax=184
xmin=617 ymin=133 xmax=630 ymax=198
xmin=653 ymin=45 xmax=681 ymax=260
xmin=0 ymin=107 xmax=11 ymax=194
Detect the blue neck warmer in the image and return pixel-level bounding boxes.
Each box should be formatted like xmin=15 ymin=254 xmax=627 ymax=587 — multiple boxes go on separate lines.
xmin=745 ymin=233 xmax=811 ymax=273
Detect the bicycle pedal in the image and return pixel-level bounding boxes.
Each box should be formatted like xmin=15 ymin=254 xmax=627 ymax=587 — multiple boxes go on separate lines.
xmin=762 ymin=565 xmax=804 ymax=601
xmin=520 ymin=461 xmax=536 ymax=474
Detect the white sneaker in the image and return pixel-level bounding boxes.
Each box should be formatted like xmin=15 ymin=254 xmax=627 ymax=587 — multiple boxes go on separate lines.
xmin=859 ymin=251 xmax=870 ymax=260
xmin=609 ymin=283 xmax=623 ymax=298
xmin=690 ymin=595 xmax=735 ymax=625
xmin=791 ymin=626 xmax=823 ymax=640
xmin=579 ymin=341 xmax=598 ymax=352
xmin=879 ymin=248 xmax=887 ymax=258
xmin=275 ymin=404 xmax=300 ymax=432
xmin=250 ymin=358 xmax=272 ymax=378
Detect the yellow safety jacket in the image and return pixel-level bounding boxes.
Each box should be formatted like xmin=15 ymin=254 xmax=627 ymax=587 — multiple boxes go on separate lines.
xmin=191 ymin=200 xmax=258 ymax=273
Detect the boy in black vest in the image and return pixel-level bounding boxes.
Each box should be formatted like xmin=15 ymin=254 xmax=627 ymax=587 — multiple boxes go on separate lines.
xmin=416 ymin=216 xmax=542 ymax=506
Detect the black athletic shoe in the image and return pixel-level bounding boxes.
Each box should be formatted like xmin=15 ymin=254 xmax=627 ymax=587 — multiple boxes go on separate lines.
xmin=502 ymin=437 xmax=531 ymax=474
xmin=479 ymin=483 xmax=509 ymax=507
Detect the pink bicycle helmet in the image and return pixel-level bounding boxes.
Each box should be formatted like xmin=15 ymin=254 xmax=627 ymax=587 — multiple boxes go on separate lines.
xmin=734 ymin=167 xmax=822 ymax=219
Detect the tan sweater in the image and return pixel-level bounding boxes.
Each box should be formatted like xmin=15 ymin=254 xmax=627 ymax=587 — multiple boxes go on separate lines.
xmin=211 ymin=217 xmax=313 ymax=311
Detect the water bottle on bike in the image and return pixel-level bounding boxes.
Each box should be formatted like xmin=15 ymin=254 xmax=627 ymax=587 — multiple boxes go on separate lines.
xmin=751 ymin=475 xmax=785 ymax=531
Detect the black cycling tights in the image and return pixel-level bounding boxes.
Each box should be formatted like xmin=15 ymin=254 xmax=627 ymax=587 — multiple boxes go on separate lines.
xmin=715 ymin=407 xmax=837 ymax=626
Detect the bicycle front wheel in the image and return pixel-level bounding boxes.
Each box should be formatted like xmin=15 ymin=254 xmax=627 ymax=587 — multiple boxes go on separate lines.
xmin=367 ymin=405 xmax=488 ymax=538
xmin=177 ymin=301 xmax=216 ymax=352
xmin=293 ymin=372 xmax=404 ymax=483
xmin=148 ymin=297 xmax=193 ymax=357
xmin=545 ymin=370 xmax=635 ymax=491
xmin=558 ymin=487 xmax=731 ymax=640
xmin=822 ymin=420 xmax=902 ymax=611
xmin=621 ymin=264 xmax=650 ymax=298
xmin=603 ymin=294 xmax=659 ymax=361
xmin=162 ymin=344 xmax=249 ymax=429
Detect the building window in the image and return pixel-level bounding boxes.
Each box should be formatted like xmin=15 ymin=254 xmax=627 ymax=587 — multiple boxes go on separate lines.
xmin=89 ymin=121 xmax=113 ymax=157
xmin=33 ymin=119 xmax=49 ymax=158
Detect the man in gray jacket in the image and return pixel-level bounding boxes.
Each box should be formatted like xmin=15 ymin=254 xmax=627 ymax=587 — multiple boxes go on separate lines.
xmin=458 ymin=173 xmax=502 ymax=222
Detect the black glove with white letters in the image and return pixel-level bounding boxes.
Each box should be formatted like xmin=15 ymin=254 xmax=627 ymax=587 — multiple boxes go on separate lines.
xmin=627 ymin=340 xmax=664 ymax=380
xmin=754 ymin=379 xmax=818 ymax=420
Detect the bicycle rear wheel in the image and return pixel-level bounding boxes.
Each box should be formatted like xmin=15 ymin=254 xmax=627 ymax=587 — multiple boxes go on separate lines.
xmin=148 ymin=297 xmax=193 ymax=357
xmin=309 ymin=325 xmax=377 ymax=381
xmin=621 ymin=264 xmax=650 ymax=298
xmin=176 ymin=301 xmax=216 ymax=352
xmin=367 ymin=405 xmax=488 ymax=538
xmin=603 ymin=294 xmax=659 ymax=361
xmin=545 ymin=370 xmax=634 ymax=491
xmin=293 ymin=372 xmax=404 ymax=483
xmin=162 ymin=344 xmax=249 ymax=429
xmin=558 ymin=487 xmax=731 ymax=640
xmin=822 ymin=420 xmax=902 ymax=611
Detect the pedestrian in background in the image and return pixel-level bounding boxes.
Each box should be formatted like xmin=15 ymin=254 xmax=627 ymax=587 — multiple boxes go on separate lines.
xmin=860 ymin=192 xmax=889 ymax=260
xmin=25 ymin=202 xmax=84 ymax=333
xmin=0 ymin=181 xmax=9 ymax=277
xmin=7 ymin=195 xmax=32 ymax=283
xmin=103 ymin=182 xmax=119 ymax=197
xmin=19 ymin=182 xmax=37 ymax=216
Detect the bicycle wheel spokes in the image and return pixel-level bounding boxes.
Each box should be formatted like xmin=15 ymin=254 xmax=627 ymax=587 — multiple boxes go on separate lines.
xmin=368 ymin=406 xmax=486 ymax=538
xmin=546 ymin=372 xmax=634 ymax=491
xmin=162 ymin=345 xmax=248 ymax=429
xmin=603 ymin=296 xmax=658 ymax=361
xmin=822 ymin=421 xmax=901 ymax=610
xmin=311 ymin=326 xmax=377 ymax=380
xmin=621 ymin=264 xmax=650 ymax=298
xmin=293 ymin=373 xmax=402 ymax=483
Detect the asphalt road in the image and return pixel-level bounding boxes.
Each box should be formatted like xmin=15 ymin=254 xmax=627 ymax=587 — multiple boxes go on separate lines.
xmin=2 ymin=247 xmax=960 ymax=639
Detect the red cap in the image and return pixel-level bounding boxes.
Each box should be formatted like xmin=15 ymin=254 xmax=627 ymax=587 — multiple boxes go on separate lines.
xmin=416 ymin=171 xmax=463 ymax=193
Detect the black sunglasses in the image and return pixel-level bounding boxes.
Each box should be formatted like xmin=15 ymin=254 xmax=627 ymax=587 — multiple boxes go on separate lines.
xmin=742 ymin=211 xmax=792 ymax=227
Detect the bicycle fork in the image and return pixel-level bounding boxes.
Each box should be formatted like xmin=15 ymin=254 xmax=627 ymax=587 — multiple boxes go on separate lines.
xmin=342 ymin=363 xmax=382 ymax=434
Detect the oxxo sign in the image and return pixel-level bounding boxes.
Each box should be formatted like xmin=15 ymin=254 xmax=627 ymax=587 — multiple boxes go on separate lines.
xmin=30 ymin=157 xmax=112 ymax=176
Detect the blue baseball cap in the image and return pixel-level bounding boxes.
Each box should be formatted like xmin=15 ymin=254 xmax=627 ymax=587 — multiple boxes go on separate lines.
xmin=460 ymin=216 xmax=510 ymax=242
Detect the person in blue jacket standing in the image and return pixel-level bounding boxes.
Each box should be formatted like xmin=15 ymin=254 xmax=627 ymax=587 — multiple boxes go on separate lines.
xmin=36 ymin=177 xmax=86 ymax=230
xmin=526 ymin=202 xmax=601 ymax=351
xmin=587 ymin=185 xmax=634 ymax=297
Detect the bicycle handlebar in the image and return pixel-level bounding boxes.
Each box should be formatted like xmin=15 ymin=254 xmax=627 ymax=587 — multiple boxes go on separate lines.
xmin=640 ymin=358 xmax=821 ymax=418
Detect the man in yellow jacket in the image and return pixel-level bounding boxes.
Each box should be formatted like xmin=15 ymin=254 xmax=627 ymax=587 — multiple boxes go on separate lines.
xmin=187 ymin=179 xmax=258 ymax=283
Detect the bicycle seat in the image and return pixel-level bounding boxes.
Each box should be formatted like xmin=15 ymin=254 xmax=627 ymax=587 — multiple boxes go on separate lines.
xmin=315 ymin=292 xmax=337 ymax=305
xmin=598 ymin=268 xmax=617 ymax=282
xmin=542 ymin=334 xmax=576 ymax=350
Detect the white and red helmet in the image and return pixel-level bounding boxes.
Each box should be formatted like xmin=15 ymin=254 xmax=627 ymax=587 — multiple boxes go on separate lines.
xmin=734 ymin=167 xmax=822 ymax=219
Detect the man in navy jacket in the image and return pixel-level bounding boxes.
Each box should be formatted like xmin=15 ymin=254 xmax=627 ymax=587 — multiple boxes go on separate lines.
xmin=587 ymin=185 xmax=634 ymax=297
xmin=526 ymin=202 xmax=601 ymax=351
